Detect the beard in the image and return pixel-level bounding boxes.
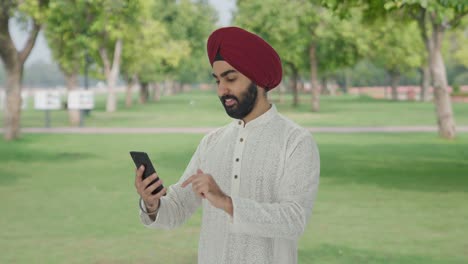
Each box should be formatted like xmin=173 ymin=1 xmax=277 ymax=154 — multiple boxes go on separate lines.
xmin=219 ymin=82 xmax=258 ymax=119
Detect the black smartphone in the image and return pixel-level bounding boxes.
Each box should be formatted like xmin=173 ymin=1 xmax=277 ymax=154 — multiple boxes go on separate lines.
xmin=130 ymin=151 xmax=164 ymax=195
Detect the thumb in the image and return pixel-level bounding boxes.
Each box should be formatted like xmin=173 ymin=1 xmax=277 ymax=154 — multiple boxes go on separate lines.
xmin=197 ymin=169 xmax=204 ymax=174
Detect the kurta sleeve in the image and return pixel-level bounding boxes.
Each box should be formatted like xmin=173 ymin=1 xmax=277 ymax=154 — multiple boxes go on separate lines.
xmin=230 ymin=131 xmax=320 ymax=240
xmin=140 ymin=138 xmax=205 ymax=229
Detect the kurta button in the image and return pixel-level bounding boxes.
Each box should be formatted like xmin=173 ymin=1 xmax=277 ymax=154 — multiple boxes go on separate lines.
xmin=234 ymin=175 xmax=238 ymax=179
xmin=236 ymin=158 xmax=239 ymax=162
xmin=238 ymin=121 xmax=242 ymax=125
xmin=240 ymin=138 xmax=244 ymax=142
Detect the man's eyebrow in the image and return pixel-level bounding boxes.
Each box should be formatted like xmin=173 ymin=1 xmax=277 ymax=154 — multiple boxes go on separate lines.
xmin=212 ymin=69 xmax=237 ymax=78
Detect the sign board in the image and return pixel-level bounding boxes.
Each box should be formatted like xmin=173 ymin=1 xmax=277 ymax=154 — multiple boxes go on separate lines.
xmin=34 ymin=91 xmax=62 ymax=110
xmin=22 ymin=91 xmax=28 ymax=109
xmin=68 ymin=90 xmax=94 ymax=110
xmin=0 ymin=90 xmax=28 ymax=110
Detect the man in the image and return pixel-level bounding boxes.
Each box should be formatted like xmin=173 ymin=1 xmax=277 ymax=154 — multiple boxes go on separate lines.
xmin=134 ymin=26 xmax=320 ymax=264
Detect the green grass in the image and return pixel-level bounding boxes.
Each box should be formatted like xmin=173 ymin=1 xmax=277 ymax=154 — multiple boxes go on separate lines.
xmin=1 ymin=133 xmax=467 ymax=263
xmin=3 ymin=89 xmax=468 ymax=127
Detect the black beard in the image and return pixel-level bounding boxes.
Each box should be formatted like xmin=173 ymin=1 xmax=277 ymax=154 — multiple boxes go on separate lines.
xmin=219 ymin=82 xmax=258 ymax=119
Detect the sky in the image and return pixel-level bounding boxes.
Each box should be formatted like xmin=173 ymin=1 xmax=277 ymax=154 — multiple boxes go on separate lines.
xmin=9 ymin=0 xmax=236 ymax=66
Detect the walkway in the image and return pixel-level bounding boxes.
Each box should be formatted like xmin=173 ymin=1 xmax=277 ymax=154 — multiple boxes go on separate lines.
xmin=3 ymin=126 xmax=468 ymax=134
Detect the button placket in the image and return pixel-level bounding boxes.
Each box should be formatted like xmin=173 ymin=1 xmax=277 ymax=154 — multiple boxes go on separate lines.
xmin=231 ymin=128 xmax=247 ymax=196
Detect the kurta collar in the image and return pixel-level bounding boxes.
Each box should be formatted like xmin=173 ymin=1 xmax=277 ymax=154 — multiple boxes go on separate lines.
xmin=234 ymin=104 xmax=277 ymax=129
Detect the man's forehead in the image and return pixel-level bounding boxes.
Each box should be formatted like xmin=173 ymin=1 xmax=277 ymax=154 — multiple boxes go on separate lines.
xmin=212 ymin=61 xmax=238 ymax=77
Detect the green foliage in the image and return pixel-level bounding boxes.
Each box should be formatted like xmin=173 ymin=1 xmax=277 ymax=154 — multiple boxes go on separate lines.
xmin=383 ymin=0 xmax=468 ymax=28
xmin=45 ymin=0 xmax=91 ymax=75
xmin=366 ymin=18 xmax=423 ymax=74
xmin=313 ymin=8 xmax=368 ymax=75
xmin=121 ymin=3 xmax=191 ymax=83
xmin=235 ymin=0 xmax=311 ymax=76
xmin=235 ymin=0 xmax=367 ymax=80
xmin=151 ymin=0 xmax=218 ymax=83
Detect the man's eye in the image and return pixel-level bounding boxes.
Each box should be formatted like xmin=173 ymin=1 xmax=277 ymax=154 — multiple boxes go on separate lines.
xmin=215 ymin=80 xmax=220 ymax=84
xmin=227 ymin=78 xmax=236 ymax=82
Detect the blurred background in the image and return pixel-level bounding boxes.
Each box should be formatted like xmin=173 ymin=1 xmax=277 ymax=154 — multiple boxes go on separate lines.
xmin=1 ymin=0 xmax=467 ymax=263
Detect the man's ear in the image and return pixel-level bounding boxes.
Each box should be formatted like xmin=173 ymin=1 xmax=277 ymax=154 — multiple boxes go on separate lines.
xmin=257 ymin=86 xmax=268 ymax=98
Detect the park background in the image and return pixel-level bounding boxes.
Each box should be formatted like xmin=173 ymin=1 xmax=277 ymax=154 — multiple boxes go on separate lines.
xmin=1 ymin=0 xmax=468 ymax=263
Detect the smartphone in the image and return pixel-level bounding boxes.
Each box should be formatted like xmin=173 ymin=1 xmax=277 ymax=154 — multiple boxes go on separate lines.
xmin=130 ymin=151 xmax=164 ymax=195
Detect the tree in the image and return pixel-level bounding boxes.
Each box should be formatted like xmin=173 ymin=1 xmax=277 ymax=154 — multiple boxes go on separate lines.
xmin=45 ymin=0 xmax=92 ymax=126
xmin=167 ymin=0 xmax=217 ymax=84
xmin=305 ymin=6 xmax=366 ymax=109
xmin=151 ymin=0 xmax=217 ymax=92
xmin=0 ymin=0 xmax=49 ymax=140
xmin=235 ymin=0 xmax=309 ymax=107
xmin=121 ymin=15 xmax=190 ymax=104
xmin=367 ymin=19 xmax=423 ymax=100
xmin=236 ymin=0 xmax=366 ymax=111
xmin=328 ymin=0 xmax=468 ymax=139
xmin=87 ymin=0 xmax=142 ymax=112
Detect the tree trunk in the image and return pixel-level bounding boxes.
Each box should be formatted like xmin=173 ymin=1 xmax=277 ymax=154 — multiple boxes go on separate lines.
xmin=125 ymin=80 xmax=133 ymax=108
xmin=309 ymin=44 xmax=320 ymax=112
xmin=4 ymin=65 xmax=23 ymax=140
xmin=298 ymin=79 xmax=304 ymax=93
xmin=125 ymin=74 xmax=137 ymax=108
xmin=278 ymin=81 xmax=285 ymax=104
xmin=417 ymin=10 xmax=456 ymax=139
xmin=329 ymin=79 xmax=338 ymax=96
xmin=429 ymin=23 xmax=456 ymax=139
xmin=65 ymin=72 xmax=80 ymax=126
xmin=289 ymin=64 xmax=299 ymax=107
xmin=99 ymin=39 xmax=122 ymax=113
xmin=321 ymin=77 xmax=328 ymax=95
xmin=343 ymin=69 xmax=351 ymax=94
xmin=0 ymin=4 xmax=44 ymax=141
xmin=139 ymin=82 xmax=149 ymax=104
xmin=164 ymin=79 xmax=173 ymax=96
xmin=0 ymin=10 xmax=41 ymax=140
xmin=174 ymin=82 xmax=182 ymax=94
xmin=419 ymin=65 xmax=431 ymax=102
xmin=152 ymin=83 xmax=161 ymax=102
xmin=389 ymin=70 xmax=400 ymax=101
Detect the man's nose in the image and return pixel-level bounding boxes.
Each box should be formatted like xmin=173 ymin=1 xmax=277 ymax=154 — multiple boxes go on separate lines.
xmin=218 ymin=82 xmax=229 ymax=96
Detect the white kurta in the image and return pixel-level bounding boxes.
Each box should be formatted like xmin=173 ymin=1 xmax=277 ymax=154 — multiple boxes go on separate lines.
xmin=140 ymin=104 xmax=320 ymax=264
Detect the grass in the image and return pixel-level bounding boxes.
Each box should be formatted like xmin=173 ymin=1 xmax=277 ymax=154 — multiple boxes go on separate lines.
xmin=2 ymin=89 xmax=468 ymax=128
xmin=1 ymin=133 xmax=467 ymax=263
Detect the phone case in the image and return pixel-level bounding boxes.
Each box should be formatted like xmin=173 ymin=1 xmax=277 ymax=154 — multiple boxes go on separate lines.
xmin=130 ymin=151 xmax=164 ymax=195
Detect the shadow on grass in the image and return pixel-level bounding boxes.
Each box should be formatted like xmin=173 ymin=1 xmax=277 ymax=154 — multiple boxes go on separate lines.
xmin=299 ymin=244 xmax=464 ymax=264
xmin=0 ymin=137 xmax=96 ymax=185
xmin=0 ymin=148 xmax=96 ymax=163
xmin=320 ymin=142 xmax=468 ymax=193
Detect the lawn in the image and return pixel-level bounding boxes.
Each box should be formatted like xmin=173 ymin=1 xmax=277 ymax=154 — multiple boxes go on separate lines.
xmin=2 ymin=89 xmax=468 ymax=128
xmin=1 ymin=133 xmax=467 ymax=263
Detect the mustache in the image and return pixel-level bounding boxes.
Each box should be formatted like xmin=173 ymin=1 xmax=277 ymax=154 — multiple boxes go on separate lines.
xmin=219 ymin=95 xmax=239 ymax=103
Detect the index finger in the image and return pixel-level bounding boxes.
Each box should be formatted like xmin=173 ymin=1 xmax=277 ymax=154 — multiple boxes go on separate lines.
xmin=181 ymin=174 xmax=196 ymax=188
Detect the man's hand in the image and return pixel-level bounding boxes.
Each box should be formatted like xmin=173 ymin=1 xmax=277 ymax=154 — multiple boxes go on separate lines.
xmin=181 ymin=169 xmax=233 ymax=216
xmin=135 ymin=165 xmax=167 ymax=215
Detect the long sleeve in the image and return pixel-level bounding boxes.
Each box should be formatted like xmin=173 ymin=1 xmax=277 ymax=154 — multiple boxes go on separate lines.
xmin=230 ymin=131 xmax=320 ymax=240
xmin=140 ymin=139 xmax=205 ymax=229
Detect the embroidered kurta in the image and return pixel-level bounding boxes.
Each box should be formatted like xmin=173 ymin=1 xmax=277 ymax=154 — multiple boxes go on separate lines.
xmin=140 ymin=105 xmax=320 ymax=264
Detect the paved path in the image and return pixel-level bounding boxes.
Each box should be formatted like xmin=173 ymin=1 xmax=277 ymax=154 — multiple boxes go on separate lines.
xmin=3 ymin=126 xmax=467 ymax=134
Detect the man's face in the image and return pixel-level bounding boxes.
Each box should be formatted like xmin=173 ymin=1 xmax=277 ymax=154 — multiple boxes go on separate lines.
xmin=212 ymin=60 xmax=258 ymax=119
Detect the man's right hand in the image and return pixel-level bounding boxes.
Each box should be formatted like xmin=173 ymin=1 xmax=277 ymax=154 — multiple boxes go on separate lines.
xmin=135 ymin=165 xmax=167 ymax=215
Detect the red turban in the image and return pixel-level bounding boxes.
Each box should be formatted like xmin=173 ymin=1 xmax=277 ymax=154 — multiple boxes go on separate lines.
xmin=207 ymin=27 xmax=282 ymax=91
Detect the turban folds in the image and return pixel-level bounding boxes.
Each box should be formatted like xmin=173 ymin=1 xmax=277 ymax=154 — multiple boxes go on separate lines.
xmin=207 ymin=27 xmax=282 ymax=91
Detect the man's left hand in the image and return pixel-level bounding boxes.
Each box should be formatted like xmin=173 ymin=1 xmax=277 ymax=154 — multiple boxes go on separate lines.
xmin=181 ymin=169 xmax=233 ymax=216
